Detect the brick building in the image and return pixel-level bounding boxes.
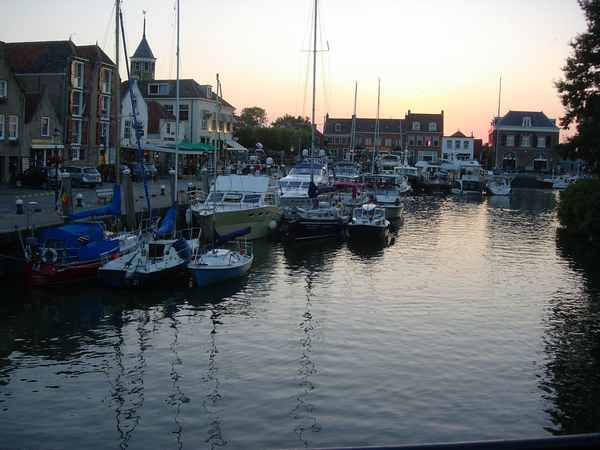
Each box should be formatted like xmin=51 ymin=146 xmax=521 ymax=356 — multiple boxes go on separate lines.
xmin=403 ymin=110 xmax=444 ymax=163
xmin=323 ymin=114 xmax=403 ymax=159
xmin=5 ymin=40 xmax=118 ymax=169
xmin=489 ymin=111 xmax=559 ymax=171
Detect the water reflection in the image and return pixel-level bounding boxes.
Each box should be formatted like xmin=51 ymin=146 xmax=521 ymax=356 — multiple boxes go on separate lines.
xmin=541 ymin=231 xmax=600 ymax=434
xmin=292 ymin=272 xmax=321 ymax=448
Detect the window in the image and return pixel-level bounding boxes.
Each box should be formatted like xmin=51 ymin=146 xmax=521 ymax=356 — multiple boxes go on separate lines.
xmin=8 ymin=115 xmax=18 ymax=140
xmin=522 ymin=116 xmax=532 ymax=127
xmin=72 ymin=61 xmax=84 ymax=89
xmin=412 ymin=121 xmax=421 ymax=131
xmin=148 ymin=83 xmax=169 ymax=95
xmin=408 ymin=137 xmax=414 ymax=146
xmin=71 ymin=119 xmax=82 ymax=145
xmin=179 ymin=104 xmax=189 ymax=121
xmin=71 ymin=147 xmax=80 ymax=161
xmin=428 ymin=122 xmax=437 ymax=131
xmin=124 ymin=120 xmax=131 ymax=139
xmin=0 ymin=114 xmax=4 ymax=140
xmin=433 ymin=138 xmax=439 ymax=147
xmin=164 ymin=104 xmax=174 ymax=115
xmin=334 ymin=123 xmax=342 ymax=132
xmin=72 ymin=91 xmax=83 ymax=116
xmin=446 ymin=140 xmax=452 ymax=149
xmin=443 ymin=153 xmax=449 ymax=160
xmin=416 ymin=136 xmax=423 ymax=146
xmin=365 ymin=138 xmax=372 ymax=145
xmin=385 ymin=138 xmax=392 ymax=147
xmin=463 ymin=140 xmax=469 ymax=149
xmin=226 ymin=122 xmax=231 ymax=132
xmin=144 ymin=62 xmax=149 ymax=72
xmin=211 ymin=119 xmax=217 ymax=131
xmin=506 ymin=135 xmax=515 ymax=147
xmin=100 ymin=95 xmax=110 ymax=119
xmin=41 ymin=117 xmax=50 ymax=137
xmin=101 ymin=68 xmax=112 ymax=94
xmin=521 ymin=135 xmax=530 ymax=147
xmin=202 ymin=118 xmax=208 ymax=130
xmin=537 ymin=136 xmax=546 ymax=148
xmin=100 ymin=122 xmax=109 ymax=147
xmin=0 ymin=80 xmax=6 ymax=98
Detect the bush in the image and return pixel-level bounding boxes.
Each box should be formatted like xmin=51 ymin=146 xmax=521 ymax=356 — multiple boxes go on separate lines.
xmin=558 ymin=179 xmax=600 ymax=242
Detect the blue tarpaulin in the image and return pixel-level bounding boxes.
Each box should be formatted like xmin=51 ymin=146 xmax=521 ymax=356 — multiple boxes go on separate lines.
xmin=155 ymin=206 xmax=177 ymax=238
xmin=68 ymin=185 xmax=121 ymax=221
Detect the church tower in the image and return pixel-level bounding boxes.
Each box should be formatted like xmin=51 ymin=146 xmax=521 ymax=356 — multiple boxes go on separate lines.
xmin=130 ymin=12 xmax=156 ymax=80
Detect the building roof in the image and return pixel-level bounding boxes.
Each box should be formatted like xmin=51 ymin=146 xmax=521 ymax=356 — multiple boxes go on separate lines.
xmin=450 ymin=130 xmax=467 ymax=138
xmin=324 ymin=117 xmax=403 ymax=134
xmin=122 ymin=79 xmax=235 ymax=109
xmin=132 ymin=35 xmax=155 ymax=60
xmin=497 ymin=110 xmax=557 ymax=128
xmin=5 ymin=40 xmax=114 ymax=73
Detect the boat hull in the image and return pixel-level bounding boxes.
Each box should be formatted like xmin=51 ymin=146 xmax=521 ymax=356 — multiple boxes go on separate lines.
xmin=189 ymin=256 xmax=253 ymax=287
xmin=193 ymin=206 xmax=281 ymax=240
xmin=282 ymin=218 xmax=347 ymax=241
xmin=348 ymin=223 xmax=389 ymax=240
xmin=30 ymin=259 xmax=107 ymax=287
xmin=98 ymin=260 xmax=188 ymax=288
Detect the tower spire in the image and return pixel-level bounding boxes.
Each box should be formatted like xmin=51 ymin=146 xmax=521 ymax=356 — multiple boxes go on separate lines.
xmin=143 ymin=10 xmax=147 ymax=37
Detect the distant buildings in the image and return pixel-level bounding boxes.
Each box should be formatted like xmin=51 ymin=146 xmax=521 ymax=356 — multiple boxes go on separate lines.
xmin=323 ymin=115 xmax=402 ymax=158
xmin=442 ymin=131 xmax=474 ymax=161
xmin=403 ymin=110 xmax=444 ymax=163
xmin=489 ymin=111 xmax=559 ymax=171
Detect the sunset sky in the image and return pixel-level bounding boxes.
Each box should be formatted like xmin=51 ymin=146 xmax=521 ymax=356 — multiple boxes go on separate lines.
xmin=3 ymin=0 xmax=587 ymax=141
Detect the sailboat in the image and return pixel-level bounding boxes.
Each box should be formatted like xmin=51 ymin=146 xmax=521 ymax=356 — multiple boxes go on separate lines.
xmin=98 ymin=0 xmax=197 ymax=288
xmin=280 ymin=0 xmax=350 ymax=241
xmin=362 ymin=79 xmax=405 ymax=220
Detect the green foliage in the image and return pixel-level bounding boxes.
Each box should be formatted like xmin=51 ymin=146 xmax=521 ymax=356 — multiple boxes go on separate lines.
xmin=234 ymin=126 xmax=311 ymax=154
xmin=239 ymin=106 xmax=267 ymax=128
xmin=271 ymin=114 xmax=311 ymax=129
xmin=555 ymin=0 xmax=600 ymax=170
xmin=558 ymin=179 xmax=600 ymax=241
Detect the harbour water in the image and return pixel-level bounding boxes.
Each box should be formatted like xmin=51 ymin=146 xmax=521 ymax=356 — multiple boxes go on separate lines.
xmin=1 ymin=189 xmax=599 ymax=449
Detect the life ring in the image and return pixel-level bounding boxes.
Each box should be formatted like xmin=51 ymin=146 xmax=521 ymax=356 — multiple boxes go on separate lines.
xmin=41 ymin=247 xmax=58 ymax=264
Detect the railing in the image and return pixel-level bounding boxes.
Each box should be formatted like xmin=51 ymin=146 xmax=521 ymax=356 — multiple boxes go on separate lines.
xmin=287 ymin=433 xmax=600 ymax=450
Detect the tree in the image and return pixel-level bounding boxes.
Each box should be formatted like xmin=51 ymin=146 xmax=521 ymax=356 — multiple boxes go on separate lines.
xmin=556 ymin=0 xmax=600 ymax=171
xmin=271 ymin=114 xmax=311 ymax=129
xmin=239 ymin=106 xmax=267 ymax=128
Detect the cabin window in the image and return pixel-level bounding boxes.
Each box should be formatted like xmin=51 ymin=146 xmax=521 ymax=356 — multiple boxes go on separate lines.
xmin=222 ymin=193 xmax=242 ymax=203
xmin=207 ymin=192 xmax=224 ymax=202
xmin=243 ymin=194 xmax=261 ymax=203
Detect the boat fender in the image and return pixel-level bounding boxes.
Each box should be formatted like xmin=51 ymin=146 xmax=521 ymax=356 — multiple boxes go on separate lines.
xmin=42 ymin=248 xmax=58 ymax=264
xmin=268 ymin=220 xmax=278 ymax=230
xmin=185 ymin=208 xmax=193 ymax=226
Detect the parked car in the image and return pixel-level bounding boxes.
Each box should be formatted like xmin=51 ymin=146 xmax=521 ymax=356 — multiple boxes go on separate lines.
xmin=128 ymin=162 xmax=158 ymax=181
xmin=62 ymin=166 xmax=102 ymax=188
xmin=16 ymin=166 xmax=62 ymax=189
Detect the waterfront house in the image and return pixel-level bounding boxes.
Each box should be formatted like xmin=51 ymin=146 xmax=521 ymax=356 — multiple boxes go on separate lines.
xmin=323 ymin=114 xmax=403 ymax=159
xmin=0 ymin=41 xmax=26 ymax=184
xmin=5 ymin=40 xmax=118 ymax=170
xmin=120 ymin=23 xmax=241 ymax=175
xmin=488 ymin=110 xmax=559 ymax=171
xmin=403 ymin=110 xmax=444 ymax=163
xmin=442 ymin=131 xmax=475 ymax=161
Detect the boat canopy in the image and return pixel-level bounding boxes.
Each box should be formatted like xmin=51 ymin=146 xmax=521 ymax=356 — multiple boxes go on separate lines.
xmin=39 ymin=223 xmax=119 ymax=262
xmin=215 ymin=175 xmax=269 ymax=193
xmin=68 ymin=185 xmax=121 ymax=221
xmin=155 ymin=206 xmax=177 ymax=238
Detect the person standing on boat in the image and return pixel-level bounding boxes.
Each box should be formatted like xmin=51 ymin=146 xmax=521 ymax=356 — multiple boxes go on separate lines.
xmin=308 ymin=180 xmax=319 ymax=208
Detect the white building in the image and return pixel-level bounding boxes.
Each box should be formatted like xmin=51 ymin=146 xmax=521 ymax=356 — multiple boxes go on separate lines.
xmin=442 ymin=131 xmax=474 ymax=161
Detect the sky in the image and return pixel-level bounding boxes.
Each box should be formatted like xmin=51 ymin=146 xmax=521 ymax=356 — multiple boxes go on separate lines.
xmin=2 ymin=0 xmax=587 ymax=142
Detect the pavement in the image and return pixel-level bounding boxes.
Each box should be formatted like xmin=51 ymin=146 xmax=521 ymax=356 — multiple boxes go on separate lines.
xmin=0 ymin=178 xmax=203 ymax=234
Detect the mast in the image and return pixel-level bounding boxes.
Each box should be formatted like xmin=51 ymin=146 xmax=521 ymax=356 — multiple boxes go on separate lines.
xmin=350 ymin=81 xmax=357 ymax=162
xmin=494 ymin=75 xmax=502 ymax=170
xmin=174 ymin=0 xmax=180 ymax=210
xmin=115 ymin=0 xmax=121 ymax=183
xmin=216 ymin=73 xmax=221 ymax=175
xmin=310 ymin=0 xmax=318 ymax=159
xmin=372 ymin=78 xmax=381 ymax=174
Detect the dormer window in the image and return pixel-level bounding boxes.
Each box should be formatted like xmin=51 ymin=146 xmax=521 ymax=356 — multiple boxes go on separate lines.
xmin=334 ymin=123 xmax=342 ymax=133
xmin=522 ymin=116 xmax=532 ymax=127
xmin=412 ymin=121 xmax=421 ymax=131
xmin=428 ymin=122 xmax=437 ymax=131
xmin=148 ymin=83 xmax=169 ymax=96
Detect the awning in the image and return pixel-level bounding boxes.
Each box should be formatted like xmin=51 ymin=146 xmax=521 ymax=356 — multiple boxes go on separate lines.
xmin=178 ymin=142 xmax=216 ymax=152
xmin=140 ymin=142 xmax=216 ymax=155
xmin=225 ymin=139 xmax=247 ymax=151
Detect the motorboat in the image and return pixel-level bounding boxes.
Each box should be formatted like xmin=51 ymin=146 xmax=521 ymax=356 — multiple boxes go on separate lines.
xmin=332 ymin=161 xmax=362 ymax=183
xmin=188 ymin=175 xmax=281 ymax=240
xmin=25 ymin=222 xmax=138 ymax=287
xmin=377 ymin=154 xmax=403 ymax=172
xmin=278 ymin=159 xmax=331 ymax=209
xmin=362 ymin=173 xmax=409 ymax=220
xmin=450 ymin=160 xmax=486 ymax=196
xmin=98 ymin=207 xmax=198 ymax=288
xmin=188 ymin=230 xmax=253 ymax=287
xmin=281 ymin=203 xmax=349 ymax=241
xmin=347 ymin=203 xmax=390 ymax=240
xmin=486 ymin=175 xmax=512 ymax=196
xmin=333 ymin=181 xmax=368 ymax=209
xmin=552 ymin=175 xmax=579 ymax=190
